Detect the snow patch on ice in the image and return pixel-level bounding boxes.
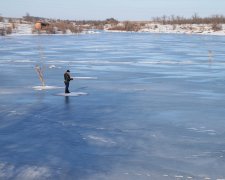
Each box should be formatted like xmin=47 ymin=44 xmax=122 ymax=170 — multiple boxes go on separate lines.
xmin=32 ymin=86 xmax=64 ymax=90
xmin=49 ymin=65 xmax=56 ymax=69
xmin=14 ymin=60 xmax=35 ymax=63
xmin=187 ymin=127 xmax=217 ymax=135
xmin=73 ymin=76 xmax=98 ymax=80
xmin=0 ymin=162 xmax=51 ymax=180
xmin=56 ymin=92 xmax=88 ymax=96
xmin=17 ymin=166 xmax=51 ymax=180
xmin=86 ymin=135 xmax=116 ymax=145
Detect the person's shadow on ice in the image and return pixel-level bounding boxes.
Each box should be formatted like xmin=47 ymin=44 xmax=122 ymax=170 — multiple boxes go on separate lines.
xmin=65 ymin=96 xmax=70 ymax=104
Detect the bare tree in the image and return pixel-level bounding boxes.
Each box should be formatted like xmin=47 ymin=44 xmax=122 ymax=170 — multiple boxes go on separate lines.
xmin=212 ymin=23 xmax=222 ymax=31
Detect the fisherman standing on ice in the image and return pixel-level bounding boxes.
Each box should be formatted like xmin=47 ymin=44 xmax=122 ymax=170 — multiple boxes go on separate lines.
xmin=64 ymin=70 xmax=73 ymax=93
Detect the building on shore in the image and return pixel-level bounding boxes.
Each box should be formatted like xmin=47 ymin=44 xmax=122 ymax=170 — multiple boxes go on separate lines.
xmin=34 ymin=21 xmax=50 ymax=34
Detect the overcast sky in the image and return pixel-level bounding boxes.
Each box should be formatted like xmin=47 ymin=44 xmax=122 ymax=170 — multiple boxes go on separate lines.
xmin=1 ymin=0 xmax=225 ymax=20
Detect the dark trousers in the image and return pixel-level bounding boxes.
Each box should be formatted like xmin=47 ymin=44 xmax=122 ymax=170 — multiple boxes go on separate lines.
xmin=64 ymin=82 xmax=70 ymax=93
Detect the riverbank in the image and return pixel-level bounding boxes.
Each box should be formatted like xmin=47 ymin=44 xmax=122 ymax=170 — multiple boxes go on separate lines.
xmin=1 ymin=21 xmax=225 ymax=36
xmin=106 ymin=23 xmax=225 ymax=36
xmin=140 ymin=23 xmax=225 ymax=36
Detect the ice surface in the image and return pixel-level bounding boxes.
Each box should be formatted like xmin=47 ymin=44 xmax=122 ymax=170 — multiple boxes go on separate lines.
xmin=32 ymin=85 xmax=64 ymax=90
xmin=1 ymin=32 xmax=225 ymax=179
xmin=73 ymin=76 xmax=98 ymax=80
xmin=56 ymin=92 xmax=88 ymax=96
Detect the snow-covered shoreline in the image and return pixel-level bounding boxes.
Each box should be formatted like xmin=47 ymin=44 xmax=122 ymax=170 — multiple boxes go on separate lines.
xmin=105 ymin=23 xmax=225 ymax=36
xmin=1 ymin=21 xmax=225 ymax=36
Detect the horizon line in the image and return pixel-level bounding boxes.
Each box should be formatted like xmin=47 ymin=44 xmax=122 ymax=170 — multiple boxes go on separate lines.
xmin=1 ymin=13 xmax=225 ymax=22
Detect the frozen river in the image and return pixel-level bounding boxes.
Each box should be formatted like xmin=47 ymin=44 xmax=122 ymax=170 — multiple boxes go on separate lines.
xmin=1 ymin=32 xmax=225 ymax=179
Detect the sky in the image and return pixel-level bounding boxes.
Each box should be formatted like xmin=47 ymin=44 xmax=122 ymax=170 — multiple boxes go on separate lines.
xmin=1 ymin=0 xmax=225 ymax=20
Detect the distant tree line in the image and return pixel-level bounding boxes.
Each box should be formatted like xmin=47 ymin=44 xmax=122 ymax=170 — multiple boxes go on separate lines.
xmin=108 ymin=21 xmax=142 ymax=32
xmin=0 ymin=15 xmax=3 ymax=22
xmin=72 ymin=18 xmax=119 ymax=29
xmin=0 ymin=27 xmax=12 ymax=36
xmin=0 ymin=15 xmax=12 ymax=36
xmin=36 ymin=21 xmax=83 ymax=34
xmin=152 ymin=14 xmax=225 ymax=25
xmin=23 ymin=13 xmax=47 ymax=23
xmin=152 ymin=14 xmax=225 ymax=31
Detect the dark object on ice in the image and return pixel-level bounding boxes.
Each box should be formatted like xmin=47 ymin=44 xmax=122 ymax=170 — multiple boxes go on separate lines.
xmin=64 ymin=70 xmax=73 ymax=93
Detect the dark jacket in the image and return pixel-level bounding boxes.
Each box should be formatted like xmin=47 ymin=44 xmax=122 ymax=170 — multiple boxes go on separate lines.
xmin=64 ymin=72 xmax=73 ymax=83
